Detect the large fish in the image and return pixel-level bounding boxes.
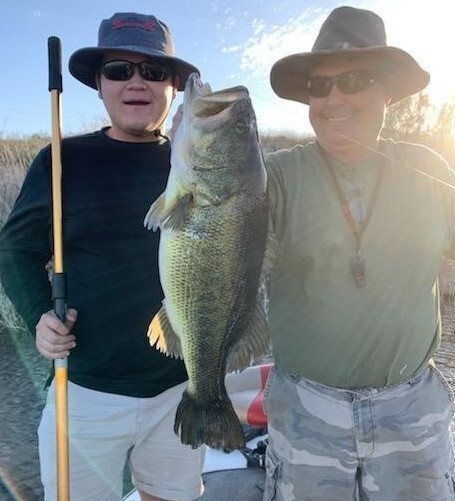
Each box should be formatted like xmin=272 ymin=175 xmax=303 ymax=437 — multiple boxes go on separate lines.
xmin=144 ymin=73 xmax=271 ymax=450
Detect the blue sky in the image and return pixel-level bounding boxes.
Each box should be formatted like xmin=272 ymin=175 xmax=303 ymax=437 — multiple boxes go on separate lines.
xmin=0 ymin=0 xmax=453 ymax=137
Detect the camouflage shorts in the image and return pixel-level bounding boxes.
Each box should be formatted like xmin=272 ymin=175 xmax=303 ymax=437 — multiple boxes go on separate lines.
xmin=263 ymin=364 xmax=455 ymax=501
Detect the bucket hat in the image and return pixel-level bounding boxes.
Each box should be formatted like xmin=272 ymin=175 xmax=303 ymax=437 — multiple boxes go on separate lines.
xmin=69 ymin=12 xmax=199 ymax=91
xmin=270 ymin=6 xmax=430 ymax=105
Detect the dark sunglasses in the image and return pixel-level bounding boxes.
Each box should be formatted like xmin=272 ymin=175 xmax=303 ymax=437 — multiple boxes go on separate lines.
xmin=101 ymin=60 xmax=170 ymax=82
xmin=306 ymin=69 xmax=377 ymax=98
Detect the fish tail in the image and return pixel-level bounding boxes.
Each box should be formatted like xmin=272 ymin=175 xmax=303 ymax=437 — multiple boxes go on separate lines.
xmin=174 ymin=390 xmax=245 ymax=450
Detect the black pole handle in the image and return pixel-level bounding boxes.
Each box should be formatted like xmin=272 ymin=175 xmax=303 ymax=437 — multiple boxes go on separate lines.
xmin=48 ymin=36 xmax=63 ymax=93
xmin=52 ymin=273 xmax=67 ymax=323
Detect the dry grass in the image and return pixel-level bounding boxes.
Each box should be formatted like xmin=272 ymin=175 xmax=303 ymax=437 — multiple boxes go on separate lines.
xmin=0 ymin=285 xmax=27 ymax=334
xmin=260 ymin=132 xmax=312 ymax=153
xmin=0 ymin=137 xmax=48 ymax=224
xmin=0 ymin=137 xmax=48 ymax=333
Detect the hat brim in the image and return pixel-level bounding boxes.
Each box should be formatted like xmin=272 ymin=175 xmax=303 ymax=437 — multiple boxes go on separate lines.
xmin=69 ymin=46 xmax=200 ymax=91
xmin=270 ymin=46 xmax=430 ymax=105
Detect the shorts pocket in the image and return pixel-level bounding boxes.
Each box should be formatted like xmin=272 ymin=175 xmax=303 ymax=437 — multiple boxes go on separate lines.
xmin=263 ymin=366 xmax=276 ymax=416
xmin=430 ymin=364 xmax=455 ymax=406
xmin=263 ymin=446 xmax=280 ymax=501
xmin=446 ymin=471 xmax=455 ymax=494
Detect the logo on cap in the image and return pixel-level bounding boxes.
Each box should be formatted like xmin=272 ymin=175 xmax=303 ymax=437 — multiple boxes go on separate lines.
xmin=112 ymin=19 xmax=157 ymax=31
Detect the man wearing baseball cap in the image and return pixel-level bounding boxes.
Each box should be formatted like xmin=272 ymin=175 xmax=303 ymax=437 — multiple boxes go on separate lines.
xmin=263 ymin=6 xmax=455 ymax=500
xmin=0 ymin=12 xmax=204 ymax=501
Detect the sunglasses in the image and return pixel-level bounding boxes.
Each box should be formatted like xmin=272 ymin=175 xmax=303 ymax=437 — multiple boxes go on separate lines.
xmin=101 ymin=60 xmax=171 ymax=82
xmin=306 ymin=69 xmax=377 ymax=98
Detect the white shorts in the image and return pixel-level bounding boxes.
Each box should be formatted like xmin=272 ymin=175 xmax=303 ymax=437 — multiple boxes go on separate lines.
xmin=38 ymin=380 xmax=205 ymax=501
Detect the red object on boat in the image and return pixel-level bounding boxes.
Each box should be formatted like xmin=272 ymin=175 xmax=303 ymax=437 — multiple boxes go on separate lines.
xmin=225 ymin=363 xmax=273 ymax=428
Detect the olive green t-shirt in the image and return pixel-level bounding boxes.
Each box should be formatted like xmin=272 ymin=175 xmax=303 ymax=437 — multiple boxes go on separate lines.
xmin=266 ymin=138 xmax=455 ymax=388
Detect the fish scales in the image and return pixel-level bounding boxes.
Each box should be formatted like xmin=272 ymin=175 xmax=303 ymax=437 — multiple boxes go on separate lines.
xmin=144 ymin=73 xmax=271 ymax=450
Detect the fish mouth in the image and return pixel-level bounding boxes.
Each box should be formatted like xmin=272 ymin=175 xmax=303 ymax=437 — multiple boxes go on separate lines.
xmin=184 ymin=73 xmax=250 ymax=120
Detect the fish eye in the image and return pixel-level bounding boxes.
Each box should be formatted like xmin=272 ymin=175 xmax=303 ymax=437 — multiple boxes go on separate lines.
xmin=235 ymin=120 xmax=250 ymax=133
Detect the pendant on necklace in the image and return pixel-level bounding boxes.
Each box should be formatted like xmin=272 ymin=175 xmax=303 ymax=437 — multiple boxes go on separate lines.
xmin=351 ymin=252 xmax=366 ymax=287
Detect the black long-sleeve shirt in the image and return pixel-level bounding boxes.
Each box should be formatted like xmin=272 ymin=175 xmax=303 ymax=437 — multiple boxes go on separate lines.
xmin=0 ymin=129 xmax=187 ymax=397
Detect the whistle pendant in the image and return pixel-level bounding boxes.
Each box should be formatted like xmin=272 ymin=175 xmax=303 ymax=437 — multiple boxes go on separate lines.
xmin=351 ymin=253 xmax=366 ymax=287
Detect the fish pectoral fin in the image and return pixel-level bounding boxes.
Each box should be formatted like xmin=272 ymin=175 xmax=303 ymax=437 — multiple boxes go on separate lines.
xmin=144 ymin=193 xmax=192 ymax=231
xmin=147 ymin=305 xmax=183 ymax=358
xmin=144 ymin=193 xmax=166 ymax=231
xmin=161 ymin=193 xmax=192 ymax=230
xmin=226 ymin=300 xmax=271 ymax=373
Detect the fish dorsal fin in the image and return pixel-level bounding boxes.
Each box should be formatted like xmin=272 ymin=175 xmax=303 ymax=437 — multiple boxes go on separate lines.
xmin=225 ymin=299 xmax=271 ymax=373
xmin=147 ymin=304 xmax=183 ymax=359
xmin=144 ymin=193 xmax=192 ymax=231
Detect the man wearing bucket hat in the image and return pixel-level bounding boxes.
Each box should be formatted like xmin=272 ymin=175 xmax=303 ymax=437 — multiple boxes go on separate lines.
xmin=263 ymin=6 xmax=455 ymax=500
xmin=0 ymin=12 xmax=205 ymax=501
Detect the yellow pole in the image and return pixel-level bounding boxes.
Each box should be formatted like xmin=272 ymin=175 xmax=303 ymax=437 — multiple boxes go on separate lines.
xmin=48 ymin=36 xmax=70 ymax=501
